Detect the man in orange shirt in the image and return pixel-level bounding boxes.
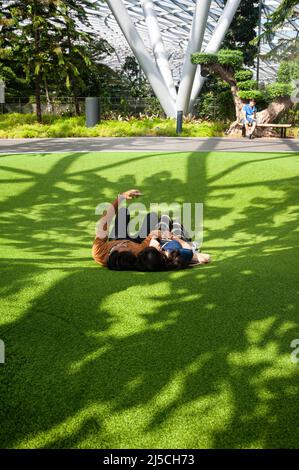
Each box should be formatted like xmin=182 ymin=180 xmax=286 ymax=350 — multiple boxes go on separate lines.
xmin=92 ymin=189 xmax=210 ymax=270
xmin=92 ymin=189 xmax=168 ymax=269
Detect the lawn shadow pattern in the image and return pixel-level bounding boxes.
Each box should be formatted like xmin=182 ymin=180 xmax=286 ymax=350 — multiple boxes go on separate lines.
xmin=0 ymin=150 xmax=298 ymax=448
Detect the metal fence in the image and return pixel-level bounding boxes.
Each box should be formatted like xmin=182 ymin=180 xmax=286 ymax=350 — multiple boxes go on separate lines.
xmin=1 ymin=94 xmax=152 ymax=116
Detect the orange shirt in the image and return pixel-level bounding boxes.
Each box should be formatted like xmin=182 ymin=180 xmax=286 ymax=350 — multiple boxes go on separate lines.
xmin=92 ymin=235 xmax=152 ymax=266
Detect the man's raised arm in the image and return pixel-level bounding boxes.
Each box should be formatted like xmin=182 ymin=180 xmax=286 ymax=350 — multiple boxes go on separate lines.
xmin=95 ymin=189 xmax=142 ymax=239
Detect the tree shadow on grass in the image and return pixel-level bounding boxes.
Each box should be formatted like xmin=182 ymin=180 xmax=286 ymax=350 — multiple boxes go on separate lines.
xmin=0 ymin=150 xmax=298 ymax=448
xmin=1 ymin=253 xmax=298 ymax=448
xmin=0 ymin=151 xmax=173 ymax=257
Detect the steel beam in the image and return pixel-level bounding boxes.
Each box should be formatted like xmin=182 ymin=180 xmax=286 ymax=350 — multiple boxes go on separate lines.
xmin=176 ymin=0 xmax=212 ymax=115
xmin=106 ymin=0 xmax=176 ymax=117
xmin=142 ymin=0 xmax=177 ymax=102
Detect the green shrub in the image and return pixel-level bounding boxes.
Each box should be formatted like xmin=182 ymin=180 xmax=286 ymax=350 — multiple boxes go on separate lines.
xmin=290 ymin=62 xmax=299 ymax=80
xmin=0 ymin=113 xmax=227 ymax=138
xmin=281 ymin=108 xmax=299 ymax=126
xmin=181 ymin=121 xmax=227 ymax=137
xmin=192 ymin=50 xmax=244 ymax=69
xmin=277 ymin=61 xmax=299 ymax=83
xmin=144 ymin=96 xmax=164 ymax=117
xmin=191 ymin=52 xmax=218 ymax=65
xmin=0 ymin=112 xmax=37 ymax=126
xmin=238 ymin=90 xmax=263 ymax=101
xmin=278 ymin=62 xmax=291 ymax=83
xmin=237 ymin=80 xmax=257 ymax=90
xmin=265 ymin=83 xmax=293 ymax=100
xmin=218 ymin=80 xmax=231 ymax=90
xmin=235 ymin=69 xmax=254 ymax=82
xmin=218 ymin=49 xmax=244 ymax=69
xmin=195 ymin=90 xmax=234 ymax=121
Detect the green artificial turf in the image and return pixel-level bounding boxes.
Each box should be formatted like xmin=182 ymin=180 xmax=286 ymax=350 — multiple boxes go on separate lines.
xmin=0 ymin=150 xmax=298 ymax=449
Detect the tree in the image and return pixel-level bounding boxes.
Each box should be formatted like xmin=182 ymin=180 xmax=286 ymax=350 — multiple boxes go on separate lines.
xmin=52 ymin=40 xmax=117 ymax=114
xmin=254 ymin=0 xmax=299 ymax=60
xmin=66 ymin=42 xmax=116 ymax=96
xmin=191 ymin=1 xmax=259 ymax=122
xmin=42 ymin=1 xmax=114 ymax=115
xmin=0 ymin=1 xmax=65 ymax=122
xmin=121 ymin=56 xmax=147 ymax=98
xmin=0 ymin=0 xmax=113 ymax=119
xmin=192 ymin=49 xmax=296 ymax=136
xmin=52 ymin=1 xmax=99 ymax=115
xmin=0 ymin=39 xmax=21 ymax=95
xmin=277 ymin=61 xmax=299 ymax=83
xmin=222 ymin=0 xmax=259 ymax=66
xmin=194 ymin=77 xmax=235 ymax=122
xmin=0 ymin=13 xmax=17 ymax=93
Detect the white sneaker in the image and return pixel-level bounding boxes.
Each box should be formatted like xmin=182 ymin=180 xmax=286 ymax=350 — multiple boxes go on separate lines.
xmin=190 ymin=241 xmax=200 ymax=253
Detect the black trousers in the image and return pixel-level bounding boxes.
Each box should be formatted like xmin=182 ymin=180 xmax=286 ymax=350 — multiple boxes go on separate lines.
xmin=111 ymin=208 xmax=191 ymax=243
xmin=110 ymin=208 xmax=160 ymax=243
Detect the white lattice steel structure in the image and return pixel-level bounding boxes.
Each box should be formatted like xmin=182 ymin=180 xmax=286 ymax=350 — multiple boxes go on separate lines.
xmin=87 ymin=0 xmax=298 ymax=117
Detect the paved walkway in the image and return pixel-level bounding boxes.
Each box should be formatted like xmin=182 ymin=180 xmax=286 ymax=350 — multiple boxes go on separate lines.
xmin=0 ymin=137 xmax=298 ymax=154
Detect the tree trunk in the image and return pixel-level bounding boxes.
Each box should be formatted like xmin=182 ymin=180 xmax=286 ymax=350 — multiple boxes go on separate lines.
xmin=203 ymin=63 xmax=294 ymax=137
xmin=44 ymin=79 xmax=54 ymax=114
xmin=33 ymin=2 xmax=42 ymax=123
xmin=35 ymin=74 xmax=42 ymax=123
xmin=73 ymin=92 xmax=80 ymax=116
xmin=66 ymin=19 xmax=80 ymax=117
xmin=257 ymin=96 xmax=293 ymax=123
xmin=231 ymin=84 xmax=244 ymax=122
xmin=227 ymin=96 xmax=293 ymax=137
xmin=208 ymin=63 xmax=243 ymax=123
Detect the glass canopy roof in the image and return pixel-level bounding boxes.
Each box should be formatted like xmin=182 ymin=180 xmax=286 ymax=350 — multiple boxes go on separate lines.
xmin=86 ymin=0 xmax=298 ymax=84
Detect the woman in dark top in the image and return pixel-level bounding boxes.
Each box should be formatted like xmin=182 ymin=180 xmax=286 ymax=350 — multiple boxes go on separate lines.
xmin=93 ymin=189 xmax=211 ymax=271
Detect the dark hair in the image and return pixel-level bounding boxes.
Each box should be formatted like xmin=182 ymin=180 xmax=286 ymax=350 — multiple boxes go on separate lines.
xmin=107 ymin=247 xmax=190 ymax=272
xmin=167 ymin=249 xmax=189 ymax=269
xmin=107 ymin=251 xmax=137 ymax=271
xmin=249 ymin=98 xmax=256 ymax=102
xmin=135 ymin=247 xmax=188 ymax=272
xmin=135 ymin=248 xmax=168 ymax=272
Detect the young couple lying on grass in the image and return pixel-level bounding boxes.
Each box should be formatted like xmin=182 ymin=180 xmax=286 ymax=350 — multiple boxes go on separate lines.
xmin=92 ymin=189 xmax=211 ymax=271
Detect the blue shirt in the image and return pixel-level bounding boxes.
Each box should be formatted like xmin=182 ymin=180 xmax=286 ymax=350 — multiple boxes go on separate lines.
xmin=243 ymin=104 xmax=257 ymax=118
xmin=160 ymin=240 xmax=193 ymax=263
